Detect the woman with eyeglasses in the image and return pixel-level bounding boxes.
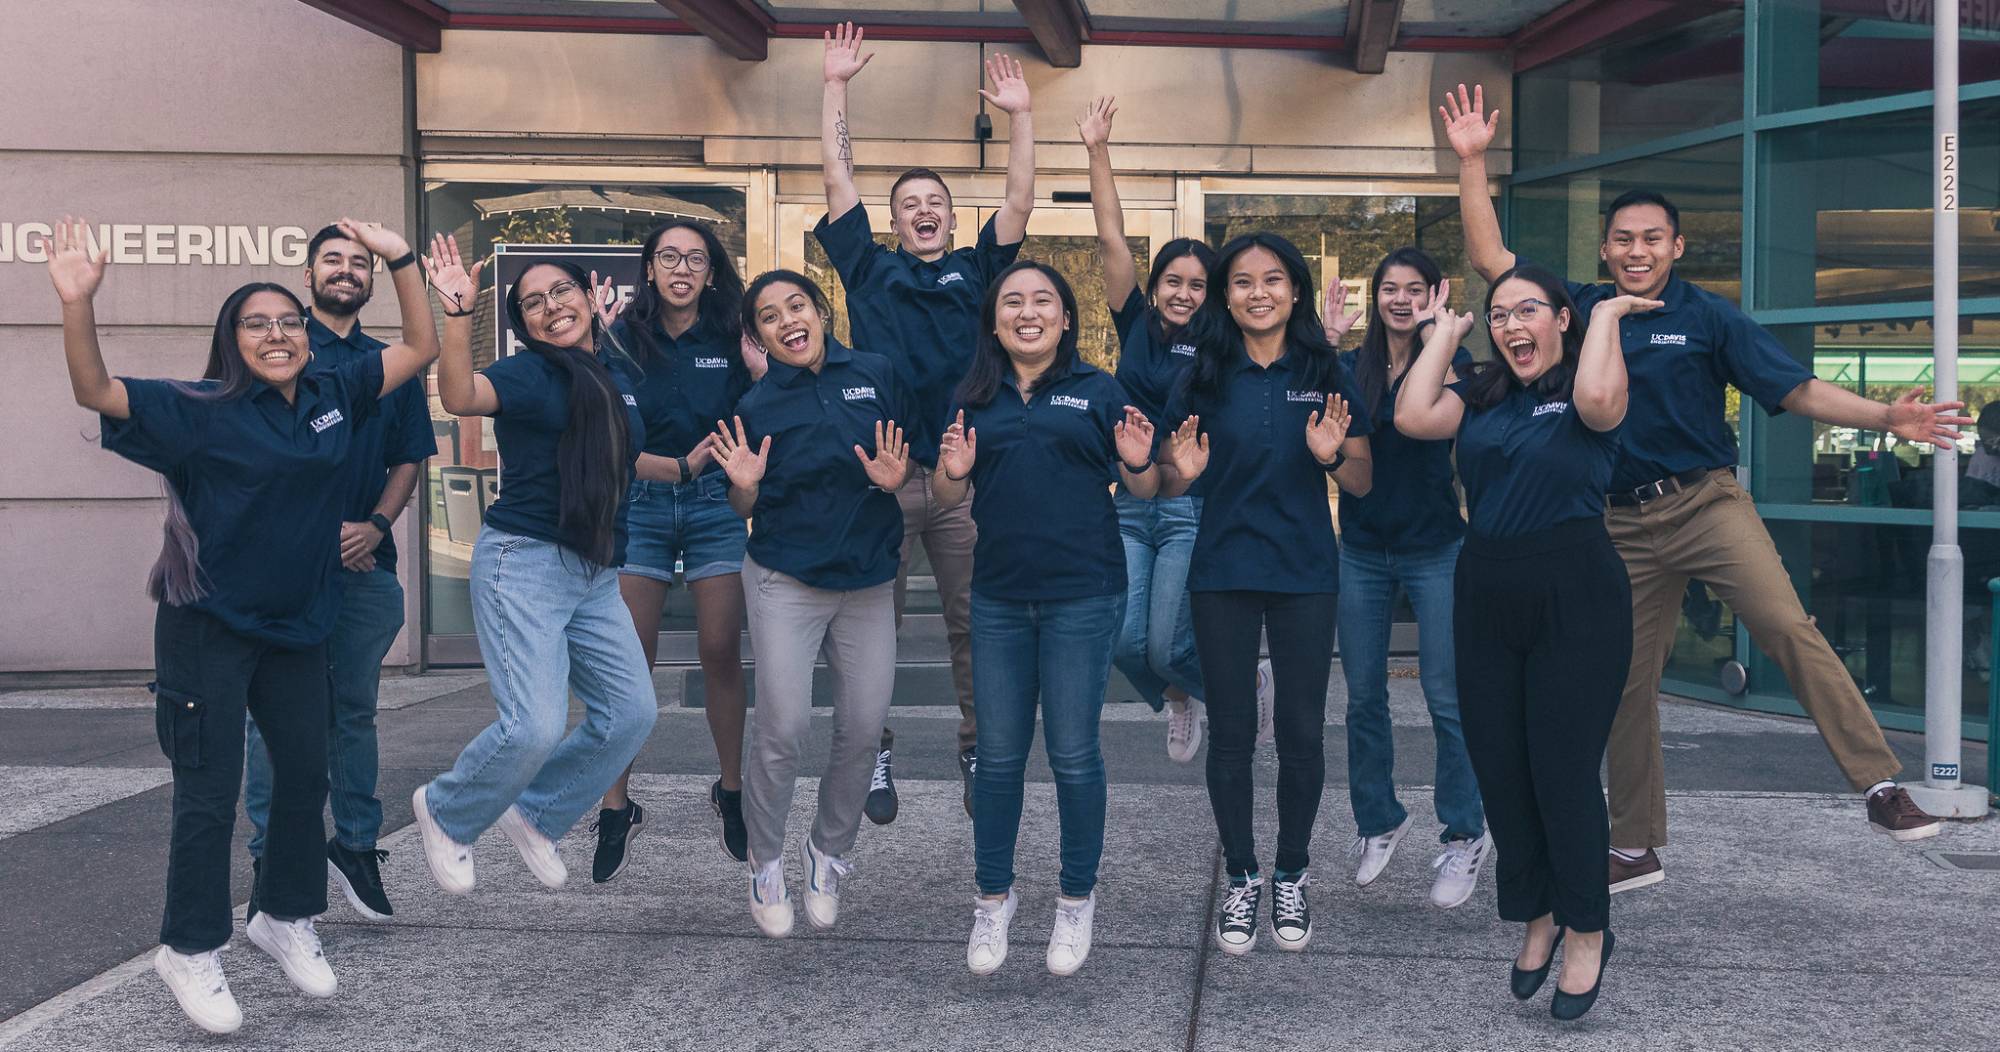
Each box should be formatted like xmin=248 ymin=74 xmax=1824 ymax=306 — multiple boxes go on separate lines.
xmin=47 ymin=216 xmax=438 ymax=1034
xmin=410 ymin=237 xmax=659 ymax=908
xmin=1395 ymin=264 xmax=1646 ymax=1021
xmin=588 ymin=219 xmax=759 ymax=883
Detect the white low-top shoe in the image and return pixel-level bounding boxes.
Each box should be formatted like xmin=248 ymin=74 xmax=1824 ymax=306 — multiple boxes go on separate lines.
xmin=749 ymin=858 xmax=795 ymax=938
xmin=153 ymin=946 xmax=242 ymax=1035
xmin=1429 ymin=832 xmax=1492 ymax=909
xmin=1046 ymin=892 xmax=1096 ymax=976
xmin=967 ymin=890 xmax=1017 ymax=975
xmin=497 ymin=805 xmax=567 ymax=889
xmin=1165 ymin=697 xmax=1205 ymax=763
xmin=411 ymin=784 xmax=475 ymax=895
xmin=800 ymin=836 xmax=853 ymax=931
xmin=1352 ymin=815 xmax=1413 ymax=887
xmin=246 ymin=913 xmax=338 ymax=998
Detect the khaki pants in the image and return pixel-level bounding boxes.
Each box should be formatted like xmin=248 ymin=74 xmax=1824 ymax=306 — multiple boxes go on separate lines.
xmin=1605 ymin=469 xmax=1902 ymax=848
xmin=893 ymin=471 xmax=978 ymax=752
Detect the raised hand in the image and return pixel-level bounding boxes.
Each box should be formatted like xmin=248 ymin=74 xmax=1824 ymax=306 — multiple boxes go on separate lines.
xmin=1414 ymin=277 xmax=1453 ymax=326
xmin=1076 ymin=95 xmax=1116 ymax=149
xmin=824 ymin=21 xmax=873 ymax=83
xmin=335 ymin=218 xmax=412 ymax=263
xmin=855 ymin=419 xmax=909 ymax=488
xmin=1885 ymin=390 xmax=1974 ymax=451
xmin=1434 ymin=306 xmax=1479 ymax=344
xmin=1592 ymin=294 xmax=1666 ymax=321
xmin=1166 ymin=415 xmax=1209 ymax=480
xmin=1323 ymin=277 xmax=1364 ymax=344
xmin=979 ymin=53 xmax=1032 ymax=114
xmin=589 ymin=270 xmax=626 ymax=329
xmin=1305 ymin=394 xmax=1352 ymax=464
xmin=711 ymin=415 xmax=771 ymax=489
xmin=1114 ymin=405 xmax=1155 ymax=468
xmin=1439 ymin=83 xmax=1500 ymax=160
xmin=424 ymin=232 xmax=485 ymax=316
xmin=46 ymin=216 xmax=108 ymax=305
xmin=938 ymin=410 xmax=978 ymax=479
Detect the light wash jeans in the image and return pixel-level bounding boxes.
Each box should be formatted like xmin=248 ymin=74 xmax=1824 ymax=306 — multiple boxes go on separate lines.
xmin=423 ymin=528 xmax=658 ymax=845
xmin=1111 ymin=491 xmax=1204 ymax=711
xmin=1336 ymin=539 xmax=1485 ymax=843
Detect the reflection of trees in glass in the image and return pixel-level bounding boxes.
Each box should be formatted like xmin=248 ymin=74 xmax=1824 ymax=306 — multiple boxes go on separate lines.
xmin=495 ymin=208 xmax=579 ymax=245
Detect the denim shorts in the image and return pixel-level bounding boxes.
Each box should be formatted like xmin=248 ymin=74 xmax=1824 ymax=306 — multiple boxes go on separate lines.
xmin=620 ymin=471 xmax=748 ymax=584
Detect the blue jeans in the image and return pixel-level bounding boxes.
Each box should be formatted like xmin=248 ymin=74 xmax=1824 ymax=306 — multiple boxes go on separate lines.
xmin=423 ymin=528 xmax=659 ymax=844
xmin=970 ymin=592 xmax=1122 ymax=898
xmin=1337 ymin=540 xmax=1485 ymax=843
xmin=244 ymin=565 xmax=404 ymax=857
xmin=1112 ymin=491 xmax=1204 ymax=711
xmin=620 ymin=473 xmax=748 ymax=584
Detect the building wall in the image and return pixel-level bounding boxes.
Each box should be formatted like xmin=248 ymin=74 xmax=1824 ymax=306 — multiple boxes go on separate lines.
xmin=0 ymin=0 xmax=415 ymax=673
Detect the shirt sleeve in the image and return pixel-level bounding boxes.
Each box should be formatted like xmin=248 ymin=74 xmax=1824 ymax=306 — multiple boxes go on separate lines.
xmin=100 ymin=378 xmax=207 ymax=473
xmin=973 ymin=214 xmax=1025 ymax=285
xmin=384 ymin=381 xmax=439 ymax=467
xmin=1442 ymin=347 xmax=1476 ymax=401
xmin=813 ymin=206 xmax=879 ymax=289
xmin=330 ymin=353 xmax=386 ymax=425
xmin=480 ymin=354 xmax=552 ymax=425
xmin=1109 ymin=287 xmax=1146 ymax=345
xmin=1711 ymin=300 xmax=1813 ymax=415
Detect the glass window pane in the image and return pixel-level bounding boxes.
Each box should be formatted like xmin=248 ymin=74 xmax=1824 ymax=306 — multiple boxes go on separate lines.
xmin=1757 ymin=0 xmax=2000 ymax=114
xmin=1514 ymin=10 xmax=1745 ymax=168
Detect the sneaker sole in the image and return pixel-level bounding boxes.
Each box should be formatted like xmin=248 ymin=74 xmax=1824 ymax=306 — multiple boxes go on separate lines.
xmin=1215 ymin=932 xmax=1257 ymax=956
xmin=595 ymin=811 xmax=645 ymax=884
xmin=153 ymin=949 xmax=242 ymax=1035
xmin=1273 ymin=925 xmax=1312 ymax=952
xmin=1431 ymin=846 xmax=1491 ymax=910
xmin=411 ymin=786 xmax=474 ymax=896
xmin=968 ymin=950 xmax=1007 ymax=976
xmin=326 ymin=858 xmax=393 ymax=922
xmin=245 ymin=919 xmax=337 ymax=999
xmin=1872 ymin=820 xmax=1942 ymax=843
xmin=1047 ymin=949 xmax=1090 ymax=977
xmin=1354 ymin=815 xmax=1414 ymax=887
xmin=1609 ymin=869 xmax=1666 ymax=895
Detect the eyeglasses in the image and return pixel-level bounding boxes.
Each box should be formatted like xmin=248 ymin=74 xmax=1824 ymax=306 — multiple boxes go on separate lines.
xmin=1487 ymin=299 xmax=1555 ymax=328
xmin=651 ymin=248 xmax=710 ymax=273
xmin=239 ymin=315 xmax=307 ymax=338
xmin=519 ymin=280 xmax=583 ymax=317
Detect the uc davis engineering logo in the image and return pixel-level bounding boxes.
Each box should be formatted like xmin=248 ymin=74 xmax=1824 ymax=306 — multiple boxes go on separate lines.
xmin=842 ymin=386 xmax=877 ymax=402
xmin=309 ymin=408 xmax=345 ymax=433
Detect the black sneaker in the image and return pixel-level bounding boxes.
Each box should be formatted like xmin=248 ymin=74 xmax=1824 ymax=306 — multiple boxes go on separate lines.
xmin=864 ymin=727 xmax=898 ymax=826
xmin=245 ymin=857 xmax=261 ymax=925
xmin=959 ymin=746 xmax=978 ymax=818
xmin=1270 ymin=871 xmax=1312 ymax=951
xmin=1215 ymin=875 xmax=1262 ymax=955
xmin=327 ymin=841 xmax=394 ymax=921
xmin=590 ymin=800 xmax=645 ymax=884
xmin=711 ymin=781 xmax=748 ymax=863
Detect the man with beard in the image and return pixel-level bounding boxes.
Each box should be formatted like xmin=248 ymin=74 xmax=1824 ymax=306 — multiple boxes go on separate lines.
xmin=244 ymin=224 xmax=437 ymax=922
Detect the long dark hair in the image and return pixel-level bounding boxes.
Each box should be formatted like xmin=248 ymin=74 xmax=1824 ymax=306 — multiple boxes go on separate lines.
xmin=505 ymin=261 xmax=634 ymax=568
xmin=624 ymin=220 xmax=745 ymax=377
xmin=956 ymin=260 xmax=1081 ymax=408
xmin=1143 ymin=237 xmax=1217 ymax=343
xmin=1459 ymin=264 xmax=1583 ymax=411
xmin=149 ymin=282 xmax=306 ymax=606
xmin=1352 ymin=246 xmax=1444 ymax=412
xmin=740 ymin=269 xmax=834 ymax=343
xmin=1182 ymin=232 xmax=1343 ymax=404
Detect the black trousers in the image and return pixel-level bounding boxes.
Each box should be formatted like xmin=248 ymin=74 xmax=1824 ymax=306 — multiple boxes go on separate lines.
xmin=153 ymin=603 xmax=329 ymax=953
xmin=1190 ymin=589 xmax=1338 ymax=877
xmin=1454 ymin=518 xmax=1632 ymax=933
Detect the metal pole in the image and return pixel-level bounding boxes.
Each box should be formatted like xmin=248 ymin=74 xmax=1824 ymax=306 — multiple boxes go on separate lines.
xmin=1911 ymin=0 xmax=1989 ymax=819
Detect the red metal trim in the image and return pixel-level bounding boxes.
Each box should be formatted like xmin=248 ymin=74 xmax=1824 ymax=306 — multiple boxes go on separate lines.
xmin=298 ymin=0 xmax=446 ymax=52
xmin=654 ymin=0 xmax=773 ymax=59
xmin=1511 ymin=0 xmax=1735 ymax=73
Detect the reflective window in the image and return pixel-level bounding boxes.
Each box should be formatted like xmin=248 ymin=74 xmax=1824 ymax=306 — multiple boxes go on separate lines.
xmin=1757 ymin=0 xmax=2000 ymax=113
xmin=1514 ymin=10 xmax=1745 ymax=168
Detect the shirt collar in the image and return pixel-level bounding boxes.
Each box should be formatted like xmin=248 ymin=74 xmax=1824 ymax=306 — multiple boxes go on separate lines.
xmin=306 ymin=311 xmax=373 ymax=354
xmin=767 ymin=337 xmax=852 ymax=388
xmin=999 ymin=356 xmax=1088 ymax=393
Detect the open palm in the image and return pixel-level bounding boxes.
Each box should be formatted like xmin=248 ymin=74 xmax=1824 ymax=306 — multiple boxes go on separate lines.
xmin=1305 ymin=395 xmax=1351 ymax=463
xmin=1439 ymin=83 xmax=1499 ymax=159
xmin=424 ymin=232 xmax=484 ymax=316
xmin=824 ymin=21 xmax=873 ymax=83
xmin=1077 ymin=96 xmax=1115 ymax=149
xmin=1167 ymin=416 xmax=1209 ymax=480
xmin=938 ymin=411 xmax=977 ymax=478
xmin=856 ymin=419 xmax=908 ymax=488
xmin=712 ymin=415 xmax=771 ymax=489
xmin=46 ymin=216 xmax=108 ymax=305
xmin=979 ymin=53 xmax=1031 ymax=114
xmin=1114 ymin=405 xmax=1154 ymax=468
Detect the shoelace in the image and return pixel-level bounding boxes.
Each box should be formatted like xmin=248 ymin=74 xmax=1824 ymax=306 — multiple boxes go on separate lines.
xmin=970 ymin=901 xmax=1009 ymax=950
xmin=358 ymin=849 xmax=388 ymax=884
xmin=189 ymin=950 xmax=230 ymax=996
xmin=1272 ymin=877 xmax=1308 ymax=925
xmin=1433 ymin=841 xmax=1480 ymax=879
xmin=280 ymin=917 xmax=326 ymax=961
xmin=814 ymin=850 xmax=854 ymax=894
xmin=1220 ymin=883 xmax=1259 ymax=927
xmin=1166 ymin=705 xmax=1194 ymax=746
xmin=869 ymin=750 xmax=893 ymax=792
xmin=753 ymin=863 xmax=786 ymax=905
xmin=1051 ymin=902 xmax=1090 ymax=951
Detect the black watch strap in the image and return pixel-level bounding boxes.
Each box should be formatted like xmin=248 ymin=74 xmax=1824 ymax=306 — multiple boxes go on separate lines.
xmin=386 ymin=251 xmax=417 ymax=272
xmin=676 ymin=456 xmax=692 ymax=481
xmin=368 ymin=512 xmax=394 ymax=533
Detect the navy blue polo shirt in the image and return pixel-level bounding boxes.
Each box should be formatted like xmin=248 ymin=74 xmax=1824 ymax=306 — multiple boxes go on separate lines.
xmin=1110 ymin=288 xmax=1199 ymax=438
xmin=101 ymin=355 xmax=386 ymax=648
xmin=813 ymin=206 xmax=1023 ymax=466
xmin=952 ymin=363 xmax=1129 ymax=601
xmin=1337 ymin=347 xmax=1470 ymax=554
xmin=480 ymin=350 xmax=646 ymax=564
xmin=1167 ymin=342 xmax=1373 ymax=595
xmin=734 ymin=340 xmax=907 ymax=591
xmin=608 ymin=312 xmax=750 ymax=474
xmin=306 ymin=315 xmax=436 ymax=575
xmin=1455 ymin=380 xmax=1621 ymax=539
xmin=1556 ymin=267 xmax=1812 ymax=493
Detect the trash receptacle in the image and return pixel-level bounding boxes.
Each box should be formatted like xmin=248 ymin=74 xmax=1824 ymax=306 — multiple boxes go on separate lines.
xmin=441 ymin=466 xmax=483 ymax=545
xmin=478 ymin=468 xmax=500 ymax=515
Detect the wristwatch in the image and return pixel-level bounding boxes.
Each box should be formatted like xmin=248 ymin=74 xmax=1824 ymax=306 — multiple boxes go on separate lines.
xmin=676 ymin=456 xmax=692 ymax=481
xmin=368 ymin=512 xmax=394 ymax=534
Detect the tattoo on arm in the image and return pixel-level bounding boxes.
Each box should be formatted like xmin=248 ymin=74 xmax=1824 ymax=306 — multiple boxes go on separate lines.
xmin=836 ymin=113 xmax=853 ymax=173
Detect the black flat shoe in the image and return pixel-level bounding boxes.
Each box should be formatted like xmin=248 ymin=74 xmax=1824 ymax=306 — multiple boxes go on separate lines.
xmin=1551 ymin=930 xmax=1615 ymax=1021
xmin=1510 ymin=926 xmax=1565 ymax=1000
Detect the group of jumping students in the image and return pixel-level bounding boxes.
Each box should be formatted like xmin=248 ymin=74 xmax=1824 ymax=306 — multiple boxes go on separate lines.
xmin=50 ymin=29 xmax=1964 ymax=1035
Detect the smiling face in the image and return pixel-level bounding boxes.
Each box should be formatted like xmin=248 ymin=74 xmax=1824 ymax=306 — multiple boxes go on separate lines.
xmin=306 ymin=235 xmax=373 ymax=318
xmin=751 ymin=281 xmax=827 ymax=371
xmin=1487 ymin=276 xmax=1571 ymax=385
xmin=516 ymin=264 xmax=591 ymax=349
xmin=1601 ymin=203 xmax=1683 ymax=298
xmin=1151 ymin=254 xmax=1208 ymax=328
xmin=1225 ymin=246 xmax=1296 ymax=340
xmin=890 ymin=176 xmax=956 ymax=259
xmin=647 ymin=226 xmax=710 ymax=312
xmin=1374 ymin=263 xmax=1432 ymax=337
xmin=235 ymin=290 xmax=311 ymax=388
xmin=993 ymin=268 xmax=1070 ymax=368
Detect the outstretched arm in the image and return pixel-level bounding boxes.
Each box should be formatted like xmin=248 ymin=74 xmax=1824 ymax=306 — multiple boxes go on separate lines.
xmin=1394 ymin=308 xmax=1475 ymax=440
xmin=334 ymin=219 xmax=439 ymax=395
xmin=46 ymin=217 xmax=129 ymax=419
xmin=821 ymin=22 xmax=873 ymax=223
xmin=1440 ymin=84 xmax=1514 ymax=283
xmin=983 ymin=53 xmax=1036 ymax=245
xmin=1781 ymin=382 xmax=1971 ymax=450
xmin=424 ymin=233 xmax=500 ymax=418
xmin=1078 ymin=96 xmax=1137 ymax=309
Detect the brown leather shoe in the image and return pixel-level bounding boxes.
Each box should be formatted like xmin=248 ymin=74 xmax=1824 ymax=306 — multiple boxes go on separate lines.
xmin=1608 ymin=849 xmax=1664 ymax=894
xmin=1866 ymin=786 xmax=1941 ymax=842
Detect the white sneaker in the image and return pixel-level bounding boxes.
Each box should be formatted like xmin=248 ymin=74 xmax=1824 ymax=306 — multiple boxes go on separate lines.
xmin=1429 ymin=833 xmax=1491 ymax=909
xmin=496 ymin=805 xmax=567 ymax=889
xmin=411 ymin=784 xmax=475 ymax=895
xmin=1254 ymin=660 xmax=1275 ymax=748
xmin=1352 ymin=815 xmax=1413 ymax=887
xmin=246 ymin=912 xmax=338 ymax=998
xmin=1165 ymin=696 xmax=1205 ymax=763
xmin=800 ymin=836 xmax=853 ymax=931
xmin=1047 ymin=892 xmax=1096 ymax=977
xmin=967 ymin=890 xmax=1017 ymax=975
xmin=749 ymin=858 xmax=794 ymax=938
xmin=153 ymin=946 xmax=241 ymax=1035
